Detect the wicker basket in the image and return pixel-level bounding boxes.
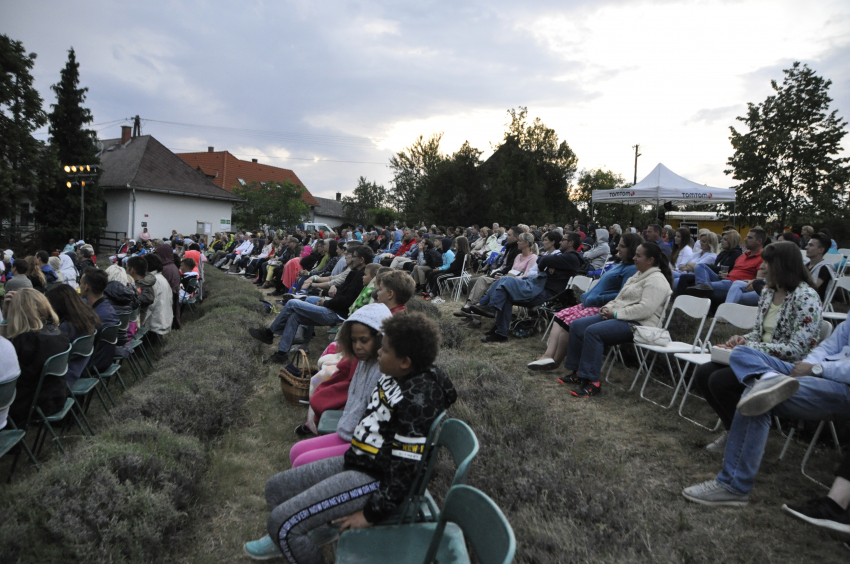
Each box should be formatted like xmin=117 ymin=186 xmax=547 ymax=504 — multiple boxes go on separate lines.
xmin=279 ymin=349 xmax=313 ymax=405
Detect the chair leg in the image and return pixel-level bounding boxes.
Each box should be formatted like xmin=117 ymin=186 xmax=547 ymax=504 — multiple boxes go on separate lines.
xmin=40 ymin=419 xmax=66 ymax=455
xmin=99 ymin=375 xmax=117 ymax=406
xmin=74 ymin=401 xmax=95 ymax=436
xmin=678 ymin=363 xmax=722 ymax=430
xmin=801 ymin=421 xmax=831 ymax=488
xmin=113 ymin=365 xmax=129 ymax=391
xmin=139 ymin=344 xmax=154 ymax=371
xmin=91 ymin=385 xmax=110 ymax=413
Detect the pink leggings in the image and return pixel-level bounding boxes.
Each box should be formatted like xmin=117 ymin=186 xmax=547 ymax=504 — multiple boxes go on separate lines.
xmin=289 ymin=433 xmax=350 ymax=467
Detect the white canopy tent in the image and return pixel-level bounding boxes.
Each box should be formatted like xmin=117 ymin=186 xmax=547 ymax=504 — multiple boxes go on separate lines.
xmin=591 ymin=163 xmax=735 ymax=207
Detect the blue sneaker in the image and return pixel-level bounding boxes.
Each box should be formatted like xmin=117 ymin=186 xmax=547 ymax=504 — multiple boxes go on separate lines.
xmin=244 ymin=535 xmax=281 ymax=560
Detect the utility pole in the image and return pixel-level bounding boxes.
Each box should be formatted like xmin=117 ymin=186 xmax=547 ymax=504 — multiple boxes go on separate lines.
xmin=632 ymin=144 xmax=641 ymax=185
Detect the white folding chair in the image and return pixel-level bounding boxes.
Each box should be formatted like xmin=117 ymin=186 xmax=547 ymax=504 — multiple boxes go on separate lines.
xmin=603 ymin=295 xmax=672 ymax=385
xmin=822 ymin=277 xmax=850 ymax=324
xmin=634 ymin=295 xmax=712 ymax=408
xmin=675 ymin=303 xmax=758 ymax=429
xmin=539 ymin=277 xmax=598 ymax=342
xmin=439 ymin=255 xmax=471 ymax=301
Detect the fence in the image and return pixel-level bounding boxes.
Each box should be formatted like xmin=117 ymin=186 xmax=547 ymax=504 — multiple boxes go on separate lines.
xmin=94 ymin=231 xmax=127 ymax=256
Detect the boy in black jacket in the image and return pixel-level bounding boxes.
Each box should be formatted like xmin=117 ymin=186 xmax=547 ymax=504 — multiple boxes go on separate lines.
xmin=244 ymin=312 xmax=457 ymax=563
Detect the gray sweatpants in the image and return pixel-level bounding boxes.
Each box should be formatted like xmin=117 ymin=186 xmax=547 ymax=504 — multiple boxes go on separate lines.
xmin=264 ymin=456 xmax=379 ymax=564
xmin=468 ymin=276 xmax=495 ymax=303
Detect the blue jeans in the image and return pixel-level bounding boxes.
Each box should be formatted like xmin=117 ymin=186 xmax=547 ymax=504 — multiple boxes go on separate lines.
xmin=694 ymin=264 xmax=733 ymax=299
xmin=725 ymin=281 xmax=759 ymax=306
xmin=563 ymin=315 xmax=636 ymax=382
xmin=269 ymin=300 xmax=342 ymax=353
xmin=718 ymin=347 xmax=850 ymax=494
xmin=481 ymin=283 xmax=548 ymax=337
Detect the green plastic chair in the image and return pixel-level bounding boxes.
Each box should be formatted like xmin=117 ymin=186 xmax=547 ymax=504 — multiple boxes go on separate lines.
xmin=24 ymin=345 xmax=88 ymax=455
xmin=0 ymin=373 xmax=40 ymax=481
xmin=335 ymin=485 xmax=516 ymax=564
xmin=67 ymin=334 xmax=99 ymax=435
xmin=181 ymin=277 xmax=200 ymax=320
xmin=92 ymin=324 xmax=127 ymax=397
xmin=317 ymin=410 xmax=343 ymax=435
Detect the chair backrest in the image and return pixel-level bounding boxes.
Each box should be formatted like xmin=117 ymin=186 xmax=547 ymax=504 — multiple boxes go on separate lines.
xmin=70 ymin=333 xmax=95 ymax=359
xmin=129 ymin=308 xmax=140 ymax=323
xmin=185 ymin=277 xmax=199 ymax=291
xmin=820 ymin=320 xmax=833 ymax=343
xmin=662 ymin=295 xmax=711 ymax=349
xmin=24 ymin=345 xmax=72 ymax=429
xmin=422 ymin=485 xmax=516 ymax=564
xmin=570 ymin=275 xmax=593 ymax=292
xmin=825 ymin=253 xmax=845 ymax=267
xmin=116 ymin=312 xmax=131 ymax=331
xmin=0 ymin=373 xmax=20 ymax=410
xmin=395 ymin=411 xmax=448 ymax=523
xmin=587 ymin=278 xmax=600 ymax=291
xmin=839 ymin=248 xmax=850 ymax=259
xmin=700 ymin=303 xmax=758 ymax=351
xmin=98 ymin=324 xmax=120 ymax=346
xmin=823 ymin=276 xmax=850 ymax=307
xmin=430 ymin=419 xmax=480 ymax=488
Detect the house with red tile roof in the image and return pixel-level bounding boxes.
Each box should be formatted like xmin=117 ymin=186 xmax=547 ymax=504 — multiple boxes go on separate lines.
xmin=176 ymin=148 xmax=319 ymax=207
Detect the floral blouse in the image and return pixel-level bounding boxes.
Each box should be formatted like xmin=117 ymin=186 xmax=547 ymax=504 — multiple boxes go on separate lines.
xmin=742 ymin=282 xmax=822 ymax=361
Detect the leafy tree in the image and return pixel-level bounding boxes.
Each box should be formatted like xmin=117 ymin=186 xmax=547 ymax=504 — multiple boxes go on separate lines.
xmin=0 ymin=35 xmax=49 ymax=251
xmin=232 ymin=180 xmax=309 ymax=229
xmin=342 ymin=176 xmax=389 ymax=225
xmin=484 ymin=108 xmax=579 ymax=225
xmin=35 ymin=47 xmax=105 ymax=248
xmin=573 ymin=168 xmax=644 ymax=227
xmin=726 ymin=62 xmax=850 ymax=228
xmin=388 ymin=133 xmax=444 ymax=220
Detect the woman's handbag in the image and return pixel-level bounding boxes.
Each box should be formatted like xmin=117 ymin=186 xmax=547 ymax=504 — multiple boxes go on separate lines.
xmin=279 ymin=349 xmax=313 ymax=405
xmin=631 ymin=325 xmax=672 ymax=347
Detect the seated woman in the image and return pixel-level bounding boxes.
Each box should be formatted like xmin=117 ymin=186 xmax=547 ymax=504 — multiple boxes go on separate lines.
xmin=694 ymin=241 xmax=823 ymax=452
xmin=4 ymin=289 xmax=71 ymax=426
xmin=45 ymin=284 xmax=101 ymax=387
xmin=673 ymin=230 xmax=742 ymax=298
xmin=288 ymin=303 xmax=392 ymax=467
xmin=24 ymin=256 xmax=47 ymax=292
xmin=58 ymin=253 xmax=79 ymax=289
xmin=670 ymin=227 xmax=695 ymax=274
xmin=427 ymin=236 xmax=470 ymax=301
xmin=528 ymin=232 xmax=642 ymax=371
xmin=561 ymin=242 xmax=673 ymax=398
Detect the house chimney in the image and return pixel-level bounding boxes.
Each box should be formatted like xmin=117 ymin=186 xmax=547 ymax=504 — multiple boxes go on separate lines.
xmin=208 ymin=146 xmax=214 ymax=152
xmin=121 ymin=126 xmax=131 ymax=144
xmin=252 ymin=158 xmax=258 ymax=163
xmin=336 ymin=192 xmax=341 ymax=201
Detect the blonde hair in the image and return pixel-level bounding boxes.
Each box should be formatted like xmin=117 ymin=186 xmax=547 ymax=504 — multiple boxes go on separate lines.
xmin=6 ymin=288 xmax=60 ymax=339
xmin=24 ymin=256 xmax=46 ymax=287
xmin=723 ymin=230 xmax=742 ymax=249
xmin=701 ymin=232 xmax=719 ymax=254
xmin=106 ymin=263 xmax=134 ymax=285
xmin=518 ymin=232 xmax=539 ymax=255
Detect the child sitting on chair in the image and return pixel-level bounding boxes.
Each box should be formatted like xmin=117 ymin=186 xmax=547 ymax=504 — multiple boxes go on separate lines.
xmin=178 ymin=257 xmax=199 ymax=303
xmin=244 ymin=312 xmax=457 ymax=562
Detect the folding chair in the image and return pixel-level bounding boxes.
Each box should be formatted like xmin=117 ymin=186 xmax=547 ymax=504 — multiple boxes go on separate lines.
xmin=66 ymin=334 xmax=100 ymax=434
xmin=336 ymin=485 xmax=515 ymax=564
xmin=317 ymin=409 xmax=343 ymax=435
xmin=539 ymin=277 xmax=597 ymax=342
xmin=439 ymin=255 xmax=472 ymax=301
xmin=0 ymin=373 xmax=40 ymax=481
xmin=603 ymin=296 xmax=672 ymax=385
xmin=635 ymin=295 xmax=712 ymax=408
xmin=181 ymin=277 xmax=200 ymax=319
xmin=822 ymin=277 xmax=850 ymax=325
xmin=675 ymin=303 xmax=757 ymax=429
xmin=25 ymin=345 xmax=89 ymax=455
xmin=73 ymin=328 xmax=114 ymax=412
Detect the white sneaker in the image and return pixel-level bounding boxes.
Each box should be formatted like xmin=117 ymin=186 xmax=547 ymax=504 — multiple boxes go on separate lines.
xmin=527 ymin=358 xmax=557 ymax=371
xmin=682 ymin=479 xmax=749 ymax=507
xmin=238 ymin=269 xmax=246 ymax=275
xmin=432 ymin=297 xmax=445 ymax=304
xmin=705 ymin=430 xmax=728 ymax=453
xmin=736 ymin=374 xmax=800 ymax=416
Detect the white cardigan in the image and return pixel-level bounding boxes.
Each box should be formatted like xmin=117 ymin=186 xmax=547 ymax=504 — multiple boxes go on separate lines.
xmin=604 ymin=267 xmax=672 ymax=327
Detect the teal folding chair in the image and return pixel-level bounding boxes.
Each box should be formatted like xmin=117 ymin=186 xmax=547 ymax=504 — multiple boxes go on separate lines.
xmin=25 ymin=345 xmax=88 ymax=455
xmin=67 ymin=334 xmax=98 ymax=435
xmin=317 ymin=410 xmax=343 ymax=435
xmin=0 ymin=373 xmax=40 ymax=481
xmin=92 ymin=324 xmax=128 ymax=398
xmin=336 ymin=485 xmax=516 ymax=564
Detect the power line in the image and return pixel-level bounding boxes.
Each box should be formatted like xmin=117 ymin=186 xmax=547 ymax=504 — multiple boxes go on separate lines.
xmin=167 ymin=148 xmax=388 ymax=166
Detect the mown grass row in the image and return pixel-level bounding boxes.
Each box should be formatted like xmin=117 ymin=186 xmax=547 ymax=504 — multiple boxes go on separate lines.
xmin=0 ymin=269 xmax=267 ymax=563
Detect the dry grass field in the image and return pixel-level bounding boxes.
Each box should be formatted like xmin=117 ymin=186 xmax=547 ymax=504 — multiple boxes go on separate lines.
xmin=2 ymin=267 xmax=848 ymax=563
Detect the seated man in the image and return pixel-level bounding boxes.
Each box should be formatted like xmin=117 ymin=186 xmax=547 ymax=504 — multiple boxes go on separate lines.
xmin=473 ymin=232 xmax=583 ymax=343
xmin=646 ymin=224 xmax=672 ymax=257
xmin=725 ymin=262 xmax=766 ymax=306
xmin=248 ymin=245 xmax=373 ymax=364
xmin=79 ymin=267 xmax=119 ymax=373
xmin=805 ymin=232 xmax=836 ymax=303
xmin=692 ymin=228 xmax=765 ymax=301
xmin=682 ymin=317 xmax=850 ymax=507
xmin=457 ymin=227 xmax=520 ymax=311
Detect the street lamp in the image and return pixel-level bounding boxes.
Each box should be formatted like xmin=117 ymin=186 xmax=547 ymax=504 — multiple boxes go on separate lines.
xmin=63 ymin=164 xmax=100 ymax=241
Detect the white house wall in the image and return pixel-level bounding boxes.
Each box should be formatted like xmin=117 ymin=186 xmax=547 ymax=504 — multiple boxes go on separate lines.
xmin=311 ymin=213 xmax=345 ymax=228
xmin=104 ymin=189 xmax=233 ymax=240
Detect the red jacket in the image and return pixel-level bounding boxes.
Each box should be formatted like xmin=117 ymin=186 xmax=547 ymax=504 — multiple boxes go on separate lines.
xmin=729 ymin=249 xmax=763 ymax=282
xmin=309 ymin=357 xmax=358 ymax=424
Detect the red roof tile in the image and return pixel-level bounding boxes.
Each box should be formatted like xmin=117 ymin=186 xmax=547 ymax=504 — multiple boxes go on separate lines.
xmin=176 ymin=151 xmax=318 ymax=207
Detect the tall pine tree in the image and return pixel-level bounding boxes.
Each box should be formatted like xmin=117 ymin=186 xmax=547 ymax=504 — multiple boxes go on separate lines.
xmin=0 ymin=35 xmax=52 ymax=251
xmin=36 ymin=47 xmax=105 ymax=248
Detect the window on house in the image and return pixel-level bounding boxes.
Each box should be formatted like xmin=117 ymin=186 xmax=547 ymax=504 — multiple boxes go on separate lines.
xmin=18 ymin=204 xmax=30 ymax=226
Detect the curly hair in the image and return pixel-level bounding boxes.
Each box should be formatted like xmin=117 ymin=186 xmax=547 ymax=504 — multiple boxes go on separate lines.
xmin=382 ymin=312 xmax=440 ymax=372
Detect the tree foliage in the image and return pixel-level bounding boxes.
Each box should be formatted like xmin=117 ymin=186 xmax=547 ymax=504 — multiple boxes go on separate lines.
xmin=35 ymin=47 xmax=105 ymax=248
xmin=572 ymin=168 xmax=651 ymax=227
xmin=386 ymin=108 xmax=579 ymax=227
xmin=231 ymin=180 xmax=309 ymax=229
xmin=726 ymin=62 xmax=850 ymax=228
xmin=341 ymin=176 xmax=389 ymax=225
xmin=0 ymin=35 xmax=50 ymax=250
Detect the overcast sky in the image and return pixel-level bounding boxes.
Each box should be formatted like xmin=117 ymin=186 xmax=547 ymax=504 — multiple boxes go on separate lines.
xmin=3 ymin=0 xmax=849 ymax=200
